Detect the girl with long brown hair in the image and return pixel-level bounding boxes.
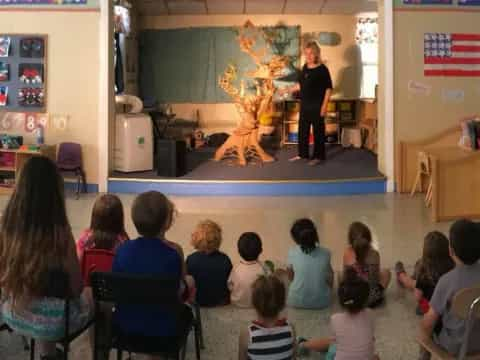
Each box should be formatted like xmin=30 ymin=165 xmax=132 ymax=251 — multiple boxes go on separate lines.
xmin=0 ymin=156 xmax=91 ymax=360
xmin=76 ymin=193 xmax=129 ymax=261
xmin=395 ymin=231 xmax=455 ymax=314
xmin=343 ymin=222 xmax=391 ymax=308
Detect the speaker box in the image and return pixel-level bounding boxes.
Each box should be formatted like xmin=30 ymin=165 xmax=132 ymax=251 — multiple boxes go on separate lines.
xmin=156 ymin=139 xmax=187 ymax=177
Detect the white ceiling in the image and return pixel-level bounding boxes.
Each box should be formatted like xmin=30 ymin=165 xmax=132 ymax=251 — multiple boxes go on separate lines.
xmin=134 ymin=0 xmax=378 ymax=16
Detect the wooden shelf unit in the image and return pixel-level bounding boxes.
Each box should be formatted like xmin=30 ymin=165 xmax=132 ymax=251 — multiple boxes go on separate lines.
xmin=281 ymin=98 xmax=357 ymax=146
xmin=0 ymin=146 xmax=56 ymax=194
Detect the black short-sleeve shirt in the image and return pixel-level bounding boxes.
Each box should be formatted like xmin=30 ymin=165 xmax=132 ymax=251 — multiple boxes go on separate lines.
xmin=186 ymin=250 xmax=232 ymax=307
xmin=299 ymin=64 xmax=333 ymax=110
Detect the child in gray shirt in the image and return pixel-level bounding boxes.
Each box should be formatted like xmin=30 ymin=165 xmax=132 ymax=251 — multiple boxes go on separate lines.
xmin=421 ymin=219 xmax=480 ymax=357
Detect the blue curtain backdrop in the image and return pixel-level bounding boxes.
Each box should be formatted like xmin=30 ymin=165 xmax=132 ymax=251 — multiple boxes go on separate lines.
xmin=139 ymin=26 xmax=300 ymax=104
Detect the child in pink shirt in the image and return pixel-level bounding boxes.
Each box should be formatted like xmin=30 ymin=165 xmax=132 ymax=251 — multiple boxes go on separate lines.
xmin=298 ymin=268 xmax=380 ymax=360
xmin=76 ymin=194 xmax=129 ymax=261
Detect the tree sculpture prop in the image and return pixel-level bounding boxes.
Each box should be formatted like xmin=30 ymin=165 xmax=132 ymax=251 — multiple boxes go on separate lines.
xmin=214 ymin=21 xmax=289 ymax=166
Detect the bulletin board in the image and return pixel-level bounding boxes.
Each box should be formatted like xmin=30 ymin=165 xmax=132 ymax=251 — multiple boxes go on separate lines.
xmin=139 ymin=26 xmax=300 ymax=104
xmin=0 ymin=34 xmax=47 ymax=113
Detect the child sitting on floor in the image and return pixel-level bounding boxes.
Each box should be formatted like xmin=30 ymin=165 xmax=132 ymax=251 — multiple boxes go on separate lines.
xmin=420 ymin=219 xmax=480 ymax=358
xmin=76 ymin=194 xmax=129 ymax=261
xmin=186 ymin=220 xmax=232 ymax=306
xmin=395 ymin=231 xmax=455 ymax=315
xmin=287 ymin=218 xmax=333 ymax=309
xmin=298 ymin=268 xmax=379 ymax=360
xmin=228 ymin=232 xmax=267 ymax=307
xmin=238 ymin=275 xmax=296 ymax=360
xmin=343 ymin=222 xmax=391 ymax=308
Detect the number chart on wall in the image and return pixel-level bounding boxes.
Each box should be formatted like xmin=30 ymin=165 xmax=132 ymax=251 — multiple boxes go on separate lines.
xmin=0 ymin=34 xmax=47 ymax=113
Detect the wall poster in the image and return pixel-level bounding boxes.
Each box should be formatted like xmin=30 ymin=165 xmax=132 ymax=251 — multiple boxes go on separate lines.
xmin=403 ymin=0 xmax=452 ymax=4
xmin=0 ymin=0 xmax=87 ymax=5
xmin=458 ymin=0 xmax=480 ymax=5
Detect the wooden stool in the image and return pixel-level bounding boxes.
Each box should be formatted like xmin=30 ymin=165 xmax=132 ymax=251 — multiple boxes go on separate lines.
xmin=341 ymin=127 xmax=362 ymax=148
xmin=360 ymin=118 xmax=377 ymax=153
xmin=410 ymin=151 xmax=433 ymax=207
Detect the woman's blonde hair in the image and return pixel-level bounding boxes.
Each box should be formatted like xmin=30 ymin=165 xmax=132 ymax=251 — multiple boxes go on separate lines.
xmin=0 ymin=157 xmax=74 ymax=305
xmin=304 ymin=41 xmax=321 ymax=63
xmin=191 ymin=220 xmax=222 ymax=253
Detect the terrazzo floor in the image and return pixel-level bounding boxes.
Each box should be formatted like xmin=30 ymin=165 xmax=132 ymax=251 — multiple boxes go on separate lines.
xmin=0 ymin=192 xmax=456 ymax=359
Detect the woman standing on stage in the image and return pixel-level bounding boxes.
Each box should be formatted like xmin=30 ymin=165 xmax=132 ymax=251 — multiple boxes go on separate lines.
xmin=281 ymin=41 xmax=333 ymax=166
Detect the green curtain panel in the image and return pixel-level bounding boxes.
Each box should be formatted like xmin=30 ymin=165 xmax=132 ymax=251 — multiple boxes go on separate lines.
xmin=139 ymin=26 xmax=300 ymax=104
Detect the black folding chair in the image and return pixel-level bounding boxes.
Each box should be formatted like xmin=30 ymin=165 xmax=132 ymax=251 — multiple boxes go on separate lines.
xmin=90 ymin=272 xmax=201 ymax=360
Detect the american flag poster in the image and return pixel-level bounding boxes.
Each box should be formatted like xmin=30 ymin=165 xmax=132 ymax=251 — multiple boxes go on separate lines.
xmin=424 ymin=33 xmax=480 ymax=77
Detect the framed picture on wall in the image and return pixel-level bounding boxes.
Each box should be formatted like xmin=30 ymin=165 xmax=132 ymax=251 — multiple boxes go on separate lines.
xmin=19 ymin=63 xmax=43 ymax=84
xmin=0 ymin=63 xmax=9 ymax=81
xmin=0 ymin=86 xmax=8 ymax=106
xmin=18 ymin=88 xmax=44 ymax=107
xmin=20 ymin=37 xmax=45 ymax=58
xmin=3 ymin=34 xmax=47 ymax=112
xmin=0 ymin=37 xmax=10 ymax=57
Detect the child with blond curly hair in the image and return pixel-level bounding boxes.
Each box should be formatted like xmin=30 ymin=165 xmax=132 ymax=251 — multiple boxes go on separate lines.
xmin=186 ymin=220 xmax=232 ymax=306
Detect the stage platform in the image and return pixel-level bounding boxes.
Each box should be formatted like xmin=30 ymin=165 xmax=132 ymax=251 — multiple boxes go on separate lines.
xmin=109 ymin=145 xmax=386 ymax=196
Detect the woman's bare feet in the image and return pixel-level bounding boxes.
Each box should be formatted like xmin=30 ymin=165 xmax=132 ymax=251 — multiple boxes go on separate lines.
xmin=289 ymin=155 xmax=303 ymax=162
xmin=308 ymin=159 xmax=323 ymax=166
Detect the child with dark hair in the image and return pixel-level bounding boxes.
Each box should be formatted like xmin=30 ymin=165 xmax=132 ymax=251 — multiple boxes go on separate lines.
xmin=186 ymin=220 xmax=232 ymax=306
xmin=420 ymin=219 xmax=480 ymax=358
xmin=298 ymin=268 xmax=379 ymax=360
xmin=76 ymin=194 xmax=129 ymax=261
xmin=395 ymin=231 xmax=455 ymax=315
xmin=343 ymin=222 xmax=391 ymax=308
xmin=228 ymin=232 xmax=266 ymax=307
xmin=112 ymin=191 xmax=193 ymax=341
xmin=238 ymin=275 xmax=296 ymax=360
xmin=287 ymin=218 xmax=333 ymax=309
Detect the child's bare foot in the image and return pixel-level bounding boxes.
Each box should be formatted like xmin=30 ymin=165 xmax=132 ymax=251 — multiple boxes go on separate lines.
xmin=395 ymin=261 xmax=406 ymax=287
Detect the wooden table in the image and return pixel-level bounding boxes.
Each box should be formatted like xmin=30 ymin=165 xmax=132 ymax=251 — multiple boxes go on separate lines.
xmin=425 ymin=146 xmax=480 ymax=222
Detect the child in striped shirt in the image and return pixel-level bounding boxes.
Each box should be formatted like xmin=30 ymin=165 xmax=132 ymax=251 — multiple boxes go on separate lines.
xmin=238 ymin=275 xmax=296 ymax=360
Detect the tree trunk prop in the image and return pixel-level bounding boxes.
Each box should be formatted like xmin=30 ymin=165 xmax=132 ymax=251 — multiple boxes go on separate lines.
xmin=214 ymin=21 xmax=288 ymax=166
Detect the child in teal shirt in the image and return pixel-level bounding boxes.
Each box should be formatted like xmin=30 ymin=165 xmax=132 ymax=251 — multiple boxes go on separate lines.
xmin=287 ymin=218 xmax=333 ymax=309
